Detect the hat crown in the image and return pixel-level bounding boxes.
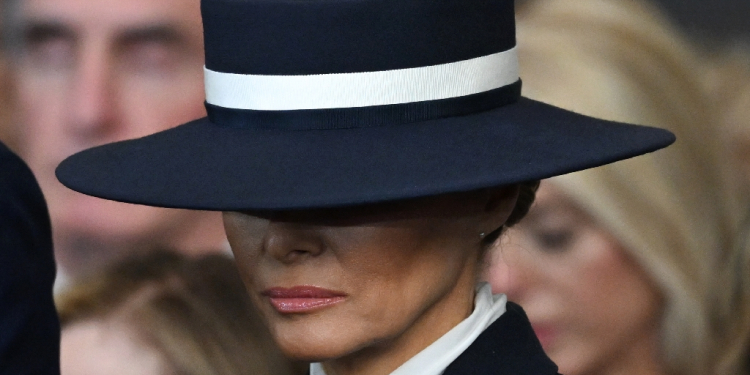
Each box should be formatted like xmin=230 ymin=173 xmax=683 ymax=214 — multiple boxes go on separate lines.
xmin=202 ymin=0 xmax=517 ymax=75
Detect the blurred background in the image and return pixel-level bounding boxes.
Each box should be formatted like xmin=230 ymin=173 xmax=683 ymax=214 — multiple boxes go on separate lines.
xmin=516 ymin=0 xmax=750 ymax=46
xmin=650 ymin=0 xmax=750 ymax=44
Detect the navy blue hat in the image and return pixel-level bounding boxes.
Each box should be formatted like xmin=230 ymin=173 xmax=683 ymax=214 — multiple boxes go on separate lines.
xmin=56 ymin=0 xmax=674 ymax=211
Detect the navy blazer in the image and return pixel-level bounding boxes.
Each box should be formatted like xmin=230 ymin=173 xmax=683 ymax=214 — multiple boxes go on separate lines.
xmin=0 ymin=142 xmax=60 ymax=374
xmin=443 ymin=302 xmax=560 ymax=375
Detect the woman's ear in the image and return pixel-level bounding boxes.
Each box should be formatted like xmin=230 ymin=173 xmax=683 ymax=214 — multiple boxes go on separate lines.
xmin=482 ymin=185 xmax=520 ymax=233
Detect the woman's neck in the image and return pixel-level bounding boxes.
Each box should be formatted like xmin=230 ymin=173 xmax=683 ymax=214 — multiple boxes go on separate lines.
xmin=321 ymin=261 xmax=479 ymax=375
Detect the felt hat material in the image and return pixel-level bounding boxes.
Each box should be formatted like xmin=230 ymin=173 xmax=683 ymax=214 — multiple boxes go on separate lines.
xmin=56 ymin=0 xmax=675 ymax=210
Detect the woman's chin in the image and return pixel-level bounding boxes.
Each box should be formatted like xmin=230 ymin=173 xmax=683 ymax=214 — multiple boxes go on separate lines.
xmin=271 ymin=322 xmax=375 ymax=362
xmin=276 ymin=337 xmax=356 ymax=362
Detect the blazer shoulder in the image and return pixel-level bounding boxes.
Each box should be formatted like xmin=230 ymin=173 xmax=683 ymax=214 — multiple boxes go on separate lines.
xmin=0 ymin=141 xmax=60 ymax=375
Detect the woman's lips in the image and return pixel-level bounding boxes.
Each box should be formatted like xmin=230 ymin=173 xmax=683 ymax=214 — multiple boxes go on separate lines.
xmin=262 ymin=286 xmax=347 ymax=314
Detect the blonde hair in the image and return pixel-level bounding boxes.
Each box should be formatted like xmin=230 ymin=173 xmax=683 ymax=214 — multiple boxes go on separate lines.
xmin=57 ymin=251 xmax=303 ymax=375
xmin=705 ymin=47 xmax=750 ymax=188
xmin=516 ymin=0 xmax=749 ymax=374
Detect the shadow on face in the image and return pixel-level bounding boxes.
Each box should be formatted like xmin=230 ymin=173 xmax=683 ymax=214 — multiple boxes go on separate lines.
xmin=223 ymin=188 xmax=518 ymax=368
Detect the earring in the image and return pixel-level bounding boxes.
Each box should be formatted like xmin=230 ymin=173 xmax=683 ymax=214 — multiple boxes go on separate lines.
xmin=479 ymin=232 xmax=486 ymax=239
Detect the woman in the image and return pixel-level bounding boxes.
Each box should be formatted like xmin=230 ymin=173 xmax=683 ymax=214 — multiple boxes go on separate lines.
xmin=54 ymin=0 xmax=674 ymax=373
xmin=487 ymin=1 xmax=750 ymax=375
xmin=58 ymin=250 xmax=303 ymax=375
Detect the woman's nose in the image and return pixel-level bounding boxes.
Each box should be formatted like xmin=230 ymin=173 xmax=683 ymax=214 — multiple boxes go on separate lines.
xmin=264 ymin=221 xmax=326 ymax=264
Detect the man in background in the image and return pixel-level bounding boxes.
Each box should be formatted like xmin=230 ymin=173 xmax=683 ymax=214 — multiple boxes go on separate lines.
xmin=8 ymin=0 xmax=226 ymax=285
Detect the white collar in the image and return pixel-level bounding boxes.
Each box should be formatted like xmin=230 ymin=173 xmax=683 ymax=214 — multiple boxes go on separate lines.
xmin=311 ymin=283 xmax=506 ymax=375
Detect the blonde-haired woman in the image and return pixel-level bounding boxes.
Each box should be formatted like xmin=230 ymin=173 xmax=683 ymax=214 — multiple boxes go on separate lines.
xmin=58 ymin=251 xmax=304 ymax=375
xmin=487 ymin=0 xmax=750 ymax=375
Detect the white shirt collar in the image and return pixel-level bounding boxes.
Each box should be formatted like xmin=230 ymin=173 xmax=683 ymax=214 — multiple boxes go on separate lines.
xmin=311 ymin=283 xmax=506 ymax=375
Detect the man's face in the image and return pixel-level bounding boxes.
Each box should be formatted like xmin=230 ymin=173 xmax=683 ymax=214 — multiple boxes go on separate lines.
xmin=16 ymin=0 xmax=220 ymax=278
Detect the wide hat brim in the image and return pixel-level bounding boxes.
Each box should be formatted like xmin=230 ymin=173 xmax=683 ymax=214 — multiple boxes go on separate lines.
xmin=56 ymin=97 xmax=674 ymax=211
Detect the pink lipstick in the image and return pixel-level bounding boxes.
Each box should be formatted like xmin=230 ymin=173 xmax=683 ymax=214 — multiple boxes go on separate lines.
xmin=262 ymin=286 xmax=346 ymax=313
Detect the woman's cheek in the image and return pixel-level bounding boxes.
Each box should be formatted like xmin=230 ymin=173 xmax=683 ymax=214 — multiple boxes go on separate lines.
xmin=224 ymin=212 xmax=267 ymax=252
xmin=222 ymin=212 xmax=270 ymax=286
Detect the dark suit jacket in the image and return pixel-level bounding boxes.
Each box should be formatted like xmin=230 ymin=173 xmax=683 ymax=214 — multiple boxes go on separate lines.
xmin=0 ymin=142 xmax=60 ymax=374
xmin=443 ymin=302 xmax=560 ymax=374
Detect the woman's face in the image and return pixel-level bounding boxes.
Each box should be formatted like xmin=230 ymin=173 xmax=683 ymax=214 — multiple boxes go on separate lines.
xmin=223 ymin=190 xmax=516 ymax=365
xmin=487 ymin=183 xmax=662 ymax=375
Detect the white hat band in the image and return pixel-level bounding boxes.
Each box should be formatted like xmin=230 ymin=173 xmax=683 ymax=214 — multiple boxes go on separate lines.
xmin=204 ymin=47 xmax=519 ymax=111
